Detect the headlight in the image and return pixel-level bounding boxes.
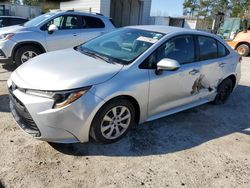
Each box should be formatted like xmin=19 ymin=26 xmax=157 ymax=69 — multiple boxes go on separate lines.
xmin=0 ymin=33 xmax=15 ymax=40
xmin=25 ymin=87 xmax=91 ymax=109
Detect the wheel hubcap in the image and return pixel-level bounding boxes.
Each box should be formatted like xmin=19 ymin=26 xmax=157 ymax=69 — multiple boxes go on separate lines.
xmin=21 ymin=51 xmax=38 ymax=63
xmin=237 ymin=47 xmax=246 ymax=56
xmin=101 ymin=106 xmax=131 ymax=140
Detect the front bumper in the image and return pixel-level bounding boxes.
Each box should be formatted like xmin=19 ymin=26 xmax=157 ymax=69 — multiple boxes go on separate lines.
xmin=0 ymin=40 xmax=15 ymax=63
xmin=8 ymin=79 xmax=105 ymax=143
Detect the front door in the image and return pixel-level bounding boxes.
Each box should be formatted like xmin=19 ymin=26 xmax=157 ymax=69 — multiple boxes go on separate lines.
xmin=44 ymin=15 xmax=82 ymax=51
xmin=147 ymin=35 xmax=202 ymax=118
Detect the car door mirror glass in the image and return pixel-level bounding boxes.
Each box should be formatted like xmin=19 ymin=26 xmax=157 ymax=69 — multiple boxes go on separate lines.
xmin=48 ymin=24 xmax=58 ymax=34
xmin=156 ymin=58 xmax=180 ymax=74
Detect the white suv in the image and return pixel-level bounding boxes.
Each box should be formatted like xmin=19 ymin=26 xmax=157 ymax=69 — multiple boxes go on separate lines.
xmin=0 ymin=10 xmax=115 ymax=66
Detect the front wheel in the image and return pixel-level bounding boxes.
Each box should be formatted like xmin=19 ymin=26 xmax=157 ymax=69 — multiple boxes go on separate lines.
xmin=14 ymin=45 xmax=41 ymax=67
xmin=236 ymin=44 xmax=249 ymax=57
xmin=213 ymin=78 xmax=233 ymax=105
xmin=91 ymin=98 xmax=135 ymax=144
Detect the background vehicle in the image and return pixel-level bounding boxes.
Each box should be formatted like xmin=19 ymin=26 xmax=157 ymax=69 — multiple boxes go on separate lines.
xmin=0 ymin=10 xmax=115 ymax=66
xmin=217 ymin=17 xmax=250 ymax=56
xmin=8 ymin=26 xmax=241 ymax=144
xmin=0 ymin=16 xmax=28 ymax=28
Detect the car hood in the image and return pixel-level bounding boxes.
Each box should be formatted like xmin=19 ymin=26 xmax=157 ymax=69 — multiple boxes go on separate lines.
xmin=0 ymin=25 xmax=25 ymax=34
xmin=13 ymin=48 xmax=123 ymax=91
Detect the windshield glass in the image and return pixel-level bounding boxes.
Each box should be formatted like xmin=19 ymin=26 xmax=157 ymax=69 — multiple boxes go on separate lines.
xmin=79 ymin=28 xmax=164 ymax=64
xmin=23 ymin=13 xmax=55 ymax=27
xmin=218 ymin=18 xmax=241 ymax=40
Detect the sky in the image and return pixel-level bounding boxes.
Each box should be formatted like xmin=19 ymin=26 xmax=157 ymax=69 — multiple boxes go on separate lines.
xmin=150 ymin=0 xmax=184 ymax=17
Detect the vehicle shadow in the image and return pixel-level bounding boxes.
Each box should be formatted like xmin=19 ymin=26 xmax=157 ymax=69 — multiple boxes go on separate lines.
xmin=0 ymin=94 xmax=10 ymax=113
xmin=1 ymin=63 xmax=16 ymax=72
xmin=50 ymin=84 xmax=250 ymax=157
xmin=0 ymin=181 xmax=5 ymax=188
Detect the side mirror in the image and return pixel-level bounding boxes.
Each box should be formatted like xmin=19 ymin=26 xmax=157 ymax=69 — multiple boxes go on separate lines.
xmin=48 ymin=24 xmax=58 ymax=34
xmin=156 ymin=58 xmax=180 ymax=75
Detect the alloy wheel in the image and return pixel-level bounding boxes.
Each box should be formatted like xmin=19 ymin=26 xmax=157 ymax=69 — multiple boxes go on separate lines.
xmin=21 ymin=51 xmax=38 ymax=64
xmin=101 ymin=106 xmax=131 ymax=140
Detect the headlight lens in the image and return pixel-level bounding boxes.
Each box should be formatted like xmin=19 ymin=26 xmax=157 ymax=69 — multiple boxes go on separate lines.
xmin=25 ymin=87 xmax=91 ymax=109
xmin=0 ymin=33 xmax=15 ymax=40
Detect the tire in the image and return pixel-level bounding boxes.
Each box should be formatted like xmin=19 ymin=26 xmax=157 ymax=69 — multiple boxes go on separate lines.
xmin=213 ymin=78 xmax=233 ymax=105
xmin=91 ymin=98 xmax=135 ymax=144
xmin=236 ymin=44 xmax=250 ymax=57
xmin=14 ymin=45 xmax=41 ymax=67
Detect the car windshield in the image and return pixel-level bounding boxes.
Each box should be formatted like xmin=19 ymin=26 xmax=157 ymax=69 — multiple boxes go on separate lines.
xmin=218 ymin=18 xmax=241 ymax=40
xmin=79 ymin=28 xmax=164 ymax=64
xmin=23 ymin=13 xmax=55 ymax=27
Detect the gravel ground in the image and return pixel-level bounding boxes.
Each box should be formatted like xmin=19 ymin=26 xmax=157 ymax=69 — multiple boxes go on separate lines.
xmin=0 ymin=58 xmax=250 ymax=188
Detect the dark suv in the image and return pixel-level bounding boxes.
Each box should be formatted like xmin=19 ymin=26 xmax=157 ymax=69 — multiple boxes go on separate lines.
xmin=0 ymin=16 xmax=28 ymax=28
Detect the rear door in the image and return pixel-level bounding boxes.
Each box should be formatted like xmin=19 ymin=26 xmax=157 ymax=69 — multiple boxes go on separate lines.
xmin=44 ymin=15 xmax=82 ymax=51
xmin=197 ymin=36 xmax=230 ymax=93
xmin=78 ymin=15 xmax=106 ymax=44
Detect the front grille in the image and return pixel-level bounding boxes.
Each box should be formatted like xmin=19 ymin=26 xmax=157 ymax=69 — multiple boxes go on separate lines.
xmin=8 ymin=86 xmax=41 ymax=137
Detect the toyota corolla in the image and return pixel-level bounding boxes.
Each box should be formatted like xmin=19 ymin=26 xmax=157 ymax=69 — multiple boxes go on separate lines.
xmin=8 ymin=26 xmax=241 ymax=144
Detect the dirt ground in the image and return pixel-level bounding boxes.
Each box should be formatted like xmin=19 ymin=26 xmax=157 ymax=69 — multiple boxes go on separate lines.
xmin=0 ymin=58 xmax=250 ymax=188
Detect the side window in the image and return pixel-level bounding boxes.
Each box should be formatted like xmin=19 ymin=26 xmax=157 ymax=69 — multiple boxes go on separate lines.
xmin=0 ymin=18 xmax=4 ymax=27
xmin=0 ymin=18 xmax=7 ymax=27
xmin=42 ymin=15 xmax=79 ymax=30
xmin=198 ymin=36 xmax=217 ymax=61
xmin=64 ymin=16 xmax=79 ymax=29
xmin=11 ymin=18 xmax=27 ymax=25
xmin=82 ymin=16 xmax=105 ymax=29
xmin=42 ymin=16 xmax=63 ymax=30
xmin=148 ymin=36 xmax=195 ymax=68
xmin=218 ymin=42 xmax=229 ymax=58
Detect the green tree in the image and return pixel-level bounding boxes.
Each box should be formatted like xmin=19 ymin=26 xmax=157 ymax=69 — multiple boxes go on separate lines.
xmin=198 ymin=0 xmax=213 ymax=18
xmin=183 ymin=0 xmax=200 ymax=18
xmin=210 ymin=0 xmax=231 ymax=16
xmin=231 ymin=0 xmax=250 ymax=17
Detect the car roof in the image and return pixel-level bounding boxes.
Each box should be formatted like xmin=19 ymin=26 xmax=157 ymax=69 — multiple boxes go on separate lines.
xmin=0 ymin=16 xmax=28 ymax=20
xmin=51 ymin=10 xmax=110 ymax=19
xmin=127 ymin=25 xmax=215 ymax=36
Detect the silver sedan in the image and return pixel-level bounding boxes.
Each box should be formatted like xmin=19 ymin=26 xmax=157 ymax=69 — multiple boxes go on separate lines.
xmin=8 ymin=26 xmax=241 ymax=144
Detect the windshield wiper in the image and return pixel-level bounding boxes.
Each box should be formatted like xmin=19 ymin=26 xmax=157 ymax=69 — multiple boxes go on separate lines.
xmin=80 ymin=48 xmax=111 ymax=63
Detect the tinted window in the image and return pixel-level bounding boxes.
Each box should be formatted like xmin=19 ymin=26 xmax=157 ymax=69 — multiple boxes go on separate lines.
xmin=0 ymin=18 xmax=7 ymax=27
xmin=218 ymin=42 xmax=229 ymax=57
xmin=11 ymin=18 xmax=28 ymax=25
xmin=198 ymin=36 xmax=217 ymax=61
xmin=82 ymin=16 xmax=105 ymax=28
xmin=148 ymin=36 xmax=195 ymax=68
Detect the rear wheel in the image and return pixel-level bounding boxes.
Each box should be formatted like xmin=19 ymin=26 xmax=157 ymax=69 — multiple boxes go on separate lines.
xmin=91 ymin=98 xmax=135 ymax=144
xmin=14 ymin=45 xmax=41 ymax=67
xmin=236 ymin=44 xmax=249 ymax=57
xmin=213 ymin=78 xmax=233 ymax=105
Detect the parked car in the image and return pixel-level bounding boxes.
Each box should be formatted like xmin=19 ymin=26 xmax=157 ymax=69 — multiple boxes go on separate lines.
xmin=0 ymin=16 xmax=28 ymax=28
xmin=8 ymin=26 xmax=241 ymax=144
xmin=0 ymin=10 xmax=115 ymax=66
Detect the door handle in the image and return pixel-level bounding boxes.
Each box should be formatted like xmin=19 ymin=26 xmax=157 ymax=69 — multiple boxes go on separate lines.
xmin=73 ymin=33 xmax=78 ymax=36
xmin=189 ymin=69 xmax=200 ymax=75
xmin=219 ymin=62 xmax=226 ymax=67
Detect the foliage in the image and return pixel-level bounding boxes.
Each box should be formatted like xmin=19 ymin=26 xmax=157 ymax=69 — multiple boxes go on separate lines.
xmin=183 ymin=0 xmax=250 ymax=18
